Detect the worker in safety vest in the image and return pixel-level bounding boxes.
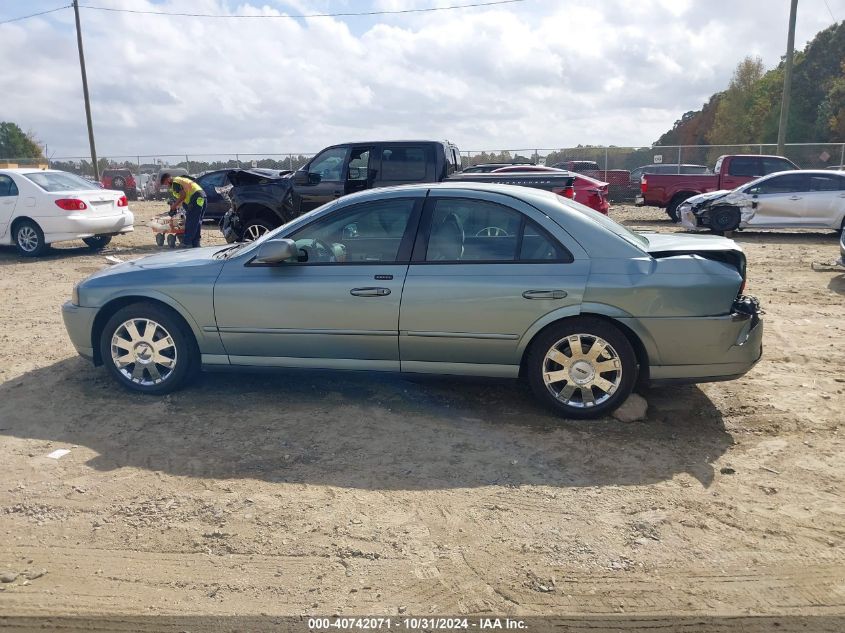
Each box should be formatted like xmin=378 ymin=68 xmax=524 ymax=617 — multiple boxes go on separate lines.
xmin=160 ymin=172 xmax=206 ymax=248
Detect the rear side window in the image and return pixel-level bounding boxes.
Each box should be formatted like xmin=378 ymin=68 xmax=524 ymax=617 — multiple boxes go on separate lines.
xmin=0 ymin=175 xmax=18 ymax=196
xmin=199 ymin=171 xmax=228 ymax=188
xmin=728 ymin=157 xmax=761 ymax=177
xmin=810 ymin=174 xmax=845 ymax=191
xmin=379 ymin=145 xmax=430 ymax=181
xmin=424 ymin=198 xmax=569 ymax=262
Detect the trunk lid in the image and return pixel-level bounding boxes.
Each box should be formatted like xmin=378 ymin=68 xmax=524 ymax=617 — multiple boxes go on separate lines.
xmin=643 ymin=232 xmax=747 ymax=289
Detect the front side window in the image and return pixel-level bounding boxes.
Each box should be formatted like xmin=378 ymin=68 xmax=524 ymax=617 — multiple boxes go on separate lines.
xmin=287 ymin=198 xmax=416 ymax=263
xmin=347 ymin=148 xmax=370 ymax=182
xmin=424 ymin=198 xmax=566 ymax=262
xmin=379 ymin=146 xmax=429 ymax=181
xmin=0 ymin=175 xmax=19 ymax=197
xmin=307 ymin=147 xmax=347 ymax=182
xmin=749 ymin=173 xmax=808 ymax=195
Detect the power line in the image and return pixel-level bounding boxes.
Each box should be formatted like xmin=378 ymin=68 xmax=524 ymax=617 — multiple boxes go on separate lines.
xmin=821 ymin=0 xmax=837 ymax=22
xmin=0 ymin=4 xmax=71 ymax=26
xmin=77 ymin=0 xmax=528 ymax=19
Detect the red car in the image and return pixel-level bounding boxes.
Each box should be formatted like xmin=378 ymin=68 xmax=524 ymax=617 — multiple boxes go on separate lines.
xmin=491 ymin=165 xmax=610 ymax=214
xmin=100 ymin=168 xmax=138 ymax=201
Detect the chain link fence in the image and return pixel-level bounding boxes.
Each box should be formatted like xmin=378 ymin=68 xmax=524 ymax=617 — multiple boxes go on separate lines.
xmin=4 ymin=143 xmax=844 ymax=201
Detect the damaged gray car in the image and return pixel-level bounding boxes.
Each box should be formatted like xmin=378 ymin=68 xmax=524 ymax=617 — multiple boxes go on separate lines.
xmin=679 ymin=170 xmax=845 ymax=234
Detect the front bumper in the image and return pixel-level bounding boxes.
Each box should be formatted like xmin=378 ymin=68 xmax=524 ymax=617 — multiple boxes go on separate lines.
xmin=678 ymin=205 xmax=704 ymax=231
xmin=62 ymin=302 xmax=99 ymax=362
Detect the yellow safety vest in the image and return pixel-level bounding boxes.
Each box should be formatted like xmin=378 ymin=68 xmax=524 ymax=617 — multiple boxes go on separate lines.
xmin=170 ymin=176 xmax=204 ymax=204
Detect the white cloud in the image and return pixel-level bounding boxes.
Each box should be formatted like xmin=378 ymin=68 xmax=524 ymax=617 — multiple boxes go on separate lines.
xmin=0 ymin=0 xmax=841 ymax=158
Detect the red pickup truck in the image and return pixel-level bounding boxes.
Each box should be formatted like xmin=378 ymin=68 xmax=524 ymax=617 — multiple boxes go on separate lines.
xmin=637 ymin=154 xmax=799 ymax=221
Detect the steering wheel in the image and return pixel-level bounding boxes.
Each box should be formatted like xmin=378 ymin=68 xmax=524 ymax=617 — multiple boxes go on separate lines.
xmin=476 ymin=226 xmax=509 ymax=237
xmin=296 ymin=238 xmax=336 ymax=262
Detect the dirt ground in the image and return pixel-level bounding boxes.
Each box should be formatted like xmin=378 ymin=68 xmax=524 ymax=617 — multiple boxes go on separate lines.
xmin=0 ymin=200 xmax=843 ymax=628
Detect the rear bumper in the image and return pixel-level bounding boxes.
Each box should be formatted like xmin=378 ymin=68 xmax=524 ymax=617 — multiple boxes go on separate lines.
xmin=62 ymin=302 xmax=98 ymax=362
xmin=623 ymin=299 xmax=764 ymax=386
xmin=634 ymin=195 xmax=644 ymax=206
xmin=41 ymin=211 xmax=134 ymax=243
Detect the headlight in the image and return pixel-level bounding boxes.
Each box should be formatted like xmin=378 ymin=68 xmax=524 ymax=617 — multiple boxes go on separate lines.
xmin=71 ymin=284 xmax=80 ymax=306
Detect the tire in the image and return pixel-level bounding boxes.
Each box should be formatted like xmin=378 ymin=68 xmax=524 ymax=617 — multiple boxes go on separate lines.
xmin=666 ymin=194 xmax=692 ymax=223
xmin=155 ymin=233 xmax=165 ymax=247
xmin=242 ymin=218 xmax=275 ymax=242
xmin=99 ymin=303 xmax=199 ymax=394
xmin=526 ymin=317 xmax=637 ymax=420
xmin=167 ymin=234 xmax=177 ymax=248
xmin=709 ymin=206 xmax=741 ymax=234
xmin=83 ymin=235 xmax=112 ymax=251
xmin=14 ymin=220 xmax=47 ymax=257
xmin=112 ymin=176 xmax=126 ymax=189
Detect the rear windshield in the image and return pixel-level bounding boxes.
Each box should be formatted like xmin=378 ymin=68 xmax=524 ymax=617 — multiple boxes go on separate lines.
xmin=24 ymin=171 xmax=99 ymax=192
xmin=552 ymin=194 xmax=648 ymax=251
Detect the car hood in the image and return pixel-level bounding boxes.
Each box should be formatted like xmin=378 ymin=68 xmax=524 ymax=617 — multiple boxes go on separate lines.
xmin=82 ymin=246 xmax=226 ymax=281
xmin=684 ymin=189 xmax=734 ymax=207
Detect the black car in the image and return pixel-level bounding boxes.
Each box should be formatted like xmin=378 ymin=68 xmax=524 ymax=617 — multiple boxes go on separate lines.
xmin=193 ymin=169 xmax=249 ymax=220
xmin=221 ymin=140 xmax=461 ymax=241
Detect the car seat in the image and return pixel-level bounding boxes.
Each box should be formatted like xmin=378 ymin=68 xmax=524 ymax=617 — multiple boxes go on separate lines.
xmin=428 ymin=212 xmax=464 ymax=260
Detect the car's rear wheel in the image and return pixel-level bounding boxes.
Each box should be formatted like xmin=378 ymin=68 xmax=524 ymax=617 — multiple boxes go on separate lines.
xmin=14 ymin=220 xmax=47 ymax=257
xmin=83 ymin=235 xmax=112 ymax=251
xmin=100 ymin=303 xmax=198 ymax=394
xmin=526 ymin=317 xmax=636 ymax=420
xmin=243 ymin=218 xmax=274 ymax=242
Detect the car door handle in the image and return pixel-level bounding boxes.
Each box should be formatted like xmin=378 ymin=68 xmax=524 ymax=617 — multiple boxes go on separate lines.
xmin=333 ymin=190 xmax=343 ymax=197
xmin=350 ymin=287 xmax=391 ymax=297
xmin=522 ymin=289 xmax=568 ymax=300
xmin=789 ymin=195 xmax=802 ymax=200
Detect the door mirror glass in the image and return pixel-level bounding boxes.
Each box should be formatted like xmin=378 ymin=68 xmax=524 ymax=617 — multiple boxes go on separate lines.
xmin=254 ymin=238 xmax=298 ymax=264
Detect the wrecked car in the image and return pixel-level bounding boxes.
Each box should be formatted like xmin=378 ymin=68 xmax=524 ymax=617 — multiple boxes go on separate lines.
xmin=679 ymin=170 xmax=845 ymax=234
xmin=63 ymin=182 xmax=762 ymax=420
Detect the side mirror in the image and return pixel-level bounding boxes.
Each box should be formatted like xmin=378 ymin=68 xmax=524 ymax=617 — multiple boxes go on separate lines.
xmin=293 ymin=170 xmax=309 ymax=185
xmin=253 ymin=238 xmax=298 ymax=264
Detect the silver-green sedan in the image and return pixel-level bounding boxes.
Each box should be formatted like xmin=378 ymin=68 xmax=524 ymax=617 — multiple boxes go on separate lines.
xmin=62 ymin=183 xmax=763 ymax=419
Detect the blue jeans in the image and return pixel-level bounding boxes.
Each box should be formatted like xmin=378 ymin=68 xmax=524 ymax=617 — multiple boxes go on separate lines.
xmin=182 ymin=194 xmax=206 ymax=248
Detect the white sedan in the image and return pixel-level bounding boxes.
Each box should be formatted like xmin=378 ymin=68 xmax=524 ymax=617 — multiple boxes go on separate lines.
xmin=679 ymin=170 xmax=845 ymax=233
xmin=0 ymin=169 xmax=134 ymax=257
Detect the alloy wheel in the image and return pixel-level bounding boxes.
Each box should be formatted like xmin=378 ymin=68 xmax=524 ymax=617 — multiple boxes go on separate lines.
xmin=244 ymin=224 xmax=269 ymax=241
xmin=542 ymin=333 xmax=622 ymax=408
xmin=17 ymin=226 xmax=39 ymax=253
xmin=110 ymin=318 xmax=178 ymax=386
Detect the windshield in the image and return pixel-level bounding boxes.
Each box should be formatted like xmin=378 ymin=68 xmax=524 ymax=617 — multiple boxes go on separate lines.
xmin=553 ymin=194 xmax=649 ymax=251
xmin=24 ymin=171 xmax=101 ymax=192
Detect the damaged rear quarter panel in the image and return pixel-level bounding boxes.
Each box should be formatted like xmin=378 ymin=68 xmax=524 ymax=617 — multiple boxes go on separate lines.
xmin=584 ymin=255 xmax=743 ymax=318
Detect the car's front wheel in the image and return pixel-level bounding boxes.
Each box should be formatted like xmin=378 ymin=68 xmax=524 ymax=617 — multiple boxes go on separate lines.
xmin=83 ymin=235 xmax=112 ymax=251
xmin=242 ymin=218 xmax=275 ymax=242
xmin=526 ymin=317 xmax=636 ymax=420
xmin=14 ymin=220 xmax=47 ymax=257
xmin=100 ymin=303 xmax=198 ymax=394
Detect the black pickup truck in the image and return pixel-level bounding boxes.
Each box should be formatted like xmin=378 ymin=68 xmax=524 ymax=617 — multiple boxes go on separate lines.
xmin=220 ymin=140 xmax=575 ymax=242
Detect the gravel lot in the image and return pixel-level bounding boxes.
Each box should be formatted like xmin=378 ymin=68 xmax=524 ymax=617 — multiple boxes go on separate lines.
xmin=0 ymin=200 xmax=843 ymax=627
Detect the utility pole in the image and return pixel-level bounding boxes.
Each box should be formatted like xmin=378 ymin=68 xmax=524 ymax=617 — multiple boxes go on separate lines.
xmin=777 ymin=0 xmax=798 ymax=156
xmin=72 ymin=0 xmax=99 ymax=180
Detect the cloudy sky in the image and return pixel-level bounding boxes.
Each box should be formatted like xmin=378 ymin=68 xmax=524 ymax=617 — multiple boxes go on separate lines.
xmin=0 ymin=0 xmax=842 ymax=159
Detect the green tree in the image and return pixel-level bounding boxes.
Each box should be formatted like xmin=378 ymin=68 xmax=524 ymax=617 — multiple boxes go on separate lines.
xmin=707 ymin=57 xmax=766 ymax=145
xmin=0 ymin=122 xmax=44 ymax=160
